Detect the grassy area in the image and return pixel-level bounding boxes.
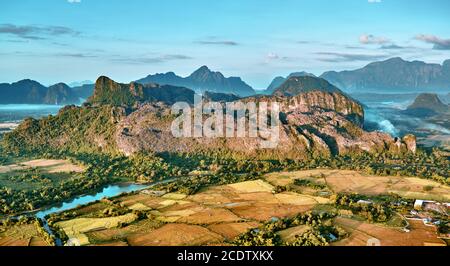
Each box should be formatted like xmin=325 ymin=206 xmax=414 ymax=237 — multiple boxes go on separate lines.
xmin=26 ymin=169 xmax=447 ymax=246
xmin=0 ymin=171 xmax=81 ymax=192
xmin=264 ymin=169 xmax=450 ymax=201
xmin=0 ymin=220 xmax=52 ymax=246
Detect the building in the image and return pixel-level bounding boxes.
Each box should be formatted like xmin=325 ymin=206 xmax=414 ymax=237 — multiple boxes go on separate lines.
xmin=414 ymin=200 xmax=425 ymax=210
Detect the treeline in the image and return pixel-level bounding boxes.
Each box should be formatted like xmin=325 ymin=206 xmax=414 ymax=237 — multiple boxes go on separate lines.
xmin=0 ymin=151 xmax=184 ymax=215
xmin=0 ymin=216 xmax=55 ymax=245
xmin=1 ymin=142 xmax=448 ymax=215
xmin=1 ymin=105 xmax=119 ymax=155
xmin=234 ymin=211 xmax=347 ymax=246
xmin=333 ymin=193 xmax=413 ymax=224
xmin=151 ymin=148 xmax=449 ymax=196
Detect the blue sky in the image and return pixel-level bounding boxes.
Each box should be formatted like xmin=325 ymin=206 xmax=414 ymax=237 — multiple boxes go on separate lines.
xmin=1 ymin=0 xmax=450 ymax=89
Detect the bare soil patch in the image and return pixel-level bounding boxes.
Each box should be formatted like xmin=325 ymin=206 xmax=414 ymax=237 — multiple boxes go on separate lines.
xmin=127 ymin=224 xmax=223 ymax=246
xmin=208 ymin=222 xmax=260 ymax=240
xmin=332 ymin=217 xmax=445 ymax=246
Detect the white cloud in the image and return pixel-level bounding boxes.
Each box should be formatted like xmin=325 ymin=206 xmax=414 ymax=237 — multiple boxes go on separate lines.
xmin=368 ymin=0 xmax=382 ymax=3
xmin=67 ymin=0 xmax=81 ymax=3
xmin=359 ymin=34 xmax=389 ymax=45
xmin=266 ymin=52 xmax=280 ymax=60
xmin=415 ymin=34 xmax=450 ymax=50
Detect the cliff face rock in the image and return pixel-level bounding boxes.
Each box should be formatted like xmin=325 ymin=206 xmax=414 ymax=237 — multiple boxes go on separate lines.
xmin=283 ymin=91 xmax=364 ymax=126
xmin=402 ymin=134 xmax=417 ymax=154
xmin=88 ymin=76 xmax=147 ymax=106
xmin=268 ymin=77 xmax=364 ymax=126
xmin=114 ymin=101 xmax=411 ymax=157
xmin=136 ymin=66 xmax=255 ymax=97
xmin=87 ymin=76 xmax=196 ymax=106
xmin=114 ymin=76 xmax=410 ymax=157
xmin=4 ymin=75 xmax=416 ymax=158
xmin=321 ymin=57 xmax=450 ymax=93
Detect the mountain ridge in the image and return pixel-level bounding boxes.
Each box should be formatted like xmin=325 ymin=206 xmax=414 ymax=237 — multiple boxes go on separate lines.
xmin=87 ymin=76 xmax=197 ymax=106
xmin=272 ymin=76 xmax=342 ymax=97
xmin=320 ymin=57 xmax=450 ymax=93
xmin=136 ymin=66 xmax=255 ymax=97
xmin=0 ymin=80 xmax=82 ymax=105
xmin=266 ymin=71 xmax=316 ymax=94
xmin=3 ymin=75 xmax=417 ymax=158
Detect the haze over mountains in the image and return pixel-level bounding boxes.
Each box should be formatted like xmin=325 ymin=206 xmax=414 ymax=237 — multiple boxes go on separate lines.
xmin=321 ymin=57 xmax=450 ymax=93
xmin=405 ymin=93 xmax=450 ymax=117
xmin=0 ymin=80 xmax=83 ymax=105
xmin=1 ymin=57 xmax=450 ymax=105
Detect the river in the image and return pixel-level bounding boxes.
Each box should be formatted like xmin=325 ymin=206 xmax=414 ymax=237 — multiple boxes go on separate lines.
xmin=33 ymin=179 xmax=176 ymax=246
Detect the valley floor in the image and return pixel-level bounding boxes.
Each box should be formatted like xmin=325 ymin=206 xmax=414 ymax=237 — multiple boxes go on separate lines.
xmin=3 ymin=169 xmax=446 ymax=247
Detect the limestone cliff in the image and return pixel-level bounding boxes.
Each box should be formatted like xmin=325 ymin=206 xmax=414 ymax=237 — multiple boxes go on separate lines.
xmin=3 ymin=76 xmax=416 ymax=158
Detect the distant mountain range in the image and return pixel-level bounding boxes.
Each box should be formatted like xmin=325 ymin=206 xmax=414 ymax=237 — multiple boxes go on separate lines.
xmin=320 ymin=57 xmax=450 ymax=93
xmin=71 ymin=84 xmax=95 ymax=100
xmin=0 ymin=80 xmax=90 ymax=105
xmin=2 ymin=57 xmax=450 ymax=105
xmin=7 ymin=74 xmax=417 ymax=158
xmin=136 ymin=66 xmax=255 ymax=97
xmin=68 ymin=80 xmax=94 ymax=88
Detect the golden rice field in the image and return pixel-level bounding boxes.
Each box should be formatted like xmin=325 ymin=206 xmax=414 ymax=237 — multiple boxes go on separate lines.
xmin=0 ymin=223 xmax=50 ymax=247
xmin=47 ymin=170 xmax=447 ymax=246
xmin=264 ymin=169 xmax=450 ymax=201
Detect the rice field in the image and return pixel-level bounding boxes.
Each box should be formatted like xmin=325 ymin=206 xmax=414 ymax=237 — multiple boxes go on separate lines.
xmin=0 ymin=223 xmax=50 ymax=247
xmin=332 ymin=217 xmax=446 ymax=246
xmin=45 ymin=170 xmax=449 ymax=246
xmin=264 ymin=169 xmax=450 ymax=201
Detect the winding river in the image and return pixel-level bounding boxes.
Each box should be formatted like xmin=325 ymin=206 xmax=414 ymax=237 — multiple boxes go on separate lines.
xmin=33 ymin=179 xmax=176 ymax=246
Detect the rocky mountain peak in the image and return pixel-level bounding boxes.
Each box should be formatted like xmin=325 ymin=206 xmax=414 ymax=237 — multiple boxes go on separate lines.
xmin=407 ymin=93 xmax=449 ymax=114
xmin=95 ymin=76 xmax=115 ymax=85
xmin=273 ymin=76 xmax=342 ymax=97
xmin=136 ymin=66 xmax=255 ymax=97
xmin=49 ymin=82 xmax=71 ymax=89
xmin=13 ymin=79 xmax=46 ymax=88
xmin=189 ymin=65 xmax=225 ymax=81
xmin=195 ymin=65 xmax=211 ymax=73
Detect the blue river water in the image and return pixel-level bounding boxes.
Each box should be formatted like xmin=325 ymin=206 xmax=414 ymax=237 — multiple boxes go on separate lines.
xmin=35 ymin=183 xmax=149 ymax=219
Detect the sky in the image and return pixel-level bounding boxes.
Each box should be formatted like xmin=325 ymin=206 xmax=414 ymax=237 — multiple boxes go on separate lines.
xmin=0 ymin=0 xmax=450 ymax=89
